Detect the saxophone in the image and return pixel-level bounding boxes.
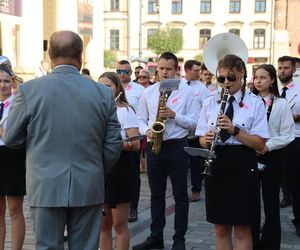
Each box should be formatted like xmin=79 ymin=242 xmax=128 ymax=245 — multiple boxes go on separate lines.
xmin=151 ymin=91 xmax=170 ymax=154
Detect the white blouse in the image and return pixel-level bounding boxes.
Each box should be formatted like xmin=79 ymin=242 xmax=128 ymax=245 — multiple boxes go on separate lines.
xmin=117 ymin=106 xmax=139 ymax=140
xmin=0 ymin=94 xmax=14 ymax=146
xmin=262 ymin=95 xmax=295 ymax=151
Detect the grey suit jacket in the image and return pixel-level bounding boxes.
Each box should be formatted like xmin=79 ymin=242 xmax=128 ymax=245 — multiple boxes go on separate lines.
xmin=3 ymin=65 xmax=122 ymax=207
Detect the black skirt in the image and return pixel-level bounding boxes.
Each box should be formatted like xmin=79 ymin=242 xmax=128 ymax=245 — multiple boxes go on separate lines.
xmin=205 ymin=145 xmax=259 ymax=225
xmin=0 ymin=146 xmax=26 ymax=196
xmin=105 ymin=151 xmax=132 ymax=208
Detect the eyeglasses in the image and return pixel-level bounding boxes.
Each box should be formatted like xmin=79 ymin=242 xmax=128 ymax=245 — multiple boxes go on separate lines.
xmin=116 ymin=69 xmax=129 ymax=75
xmin=216 ymin=75 xmax=237 ymax=83
xmin=138 ymin=76 xmax=148 ymax=79
xmin=134 ymin=71 xmax=140 ymax=74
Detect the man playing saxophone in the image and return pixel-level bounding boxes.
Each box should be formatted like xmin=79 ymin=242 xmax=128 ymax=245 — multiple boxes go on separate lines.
xmin=134 ymin=52 xmax=198 ymax=250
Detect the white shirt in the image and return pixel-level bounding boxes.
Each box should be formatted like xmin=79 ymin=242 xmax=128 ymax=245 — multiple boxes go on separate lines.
xmin=195 ymin=89 xmax=269 ymax=145
xmin=261 ymin=95 xmax=295 ymax=151
xmin=278 ymin=81 xmax=300 ymax=137
xmin=117 ymin=106 xmax=139 ymax=140
xmin=137 ymin=81 xmax=198 ymax=141
xmin=34 ymin=67 xmax=48 ymax=78
xmin=181 ymin=78 xmax=209 ymax=116
xmin=206 ymin=82 xmax=221 ymax=95
xmin=124 ymin=80 xmax=144 ymax=112
xmin=0 ymin=95 xmax=14 ymax=146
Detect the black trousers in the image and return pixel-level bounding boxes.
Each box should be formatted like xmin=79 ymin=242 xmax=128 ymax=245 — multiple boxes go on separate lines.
xmin=252 ymin=149 xmax=284 ymax=250
xmin=284 ymin=138 xmax=300 ymax=228
xmin=187 ymin=137 xmax=205 ymax=193
xmin=129 ymin=150 xmax=141 ymax=211
xmin=146 ymin=139 xmax=189 ymax=242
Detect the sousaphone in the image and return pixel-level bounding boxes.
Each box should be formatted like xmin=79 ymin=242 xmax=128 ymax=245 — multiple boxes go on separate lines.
xmin=203 ymin=32 xmax=248 ymax=74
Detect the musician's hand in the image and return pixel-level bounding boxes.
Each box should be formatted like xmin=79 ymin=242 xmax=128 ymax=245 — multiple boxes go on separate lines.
xmin=201 ymin=129 xmax=216 ymax=148
xmin=146 ymin=129 xmax=153 ymax=140
xmin=159 ymin=107 xmax=175 ymax=119
xmin=165 ymin=107 xmax=175 ymax=119
xmin=217 ymin=114 xmax=234 ymax=133
xmin=258 ymin=145 xmax=269 ymax=155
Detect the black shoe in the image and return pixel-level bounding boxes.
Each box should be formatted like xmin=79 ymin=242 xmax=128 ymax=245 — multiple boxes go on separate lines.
xmin=280 ymin=199 xmax=292 ymax=208
xmin=128 ymin=209 xmax=138 ymax=222
xmin=171 ymin=241 xmax=186 ymax=250
xmin=132 ymin=237 xmax=164 ymax=250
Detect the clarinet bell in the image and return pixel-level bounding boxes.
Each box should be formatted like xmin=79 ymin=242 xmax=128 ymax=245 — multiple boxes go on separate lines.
xmin=202 ymin=160 xmax=213 ymax=177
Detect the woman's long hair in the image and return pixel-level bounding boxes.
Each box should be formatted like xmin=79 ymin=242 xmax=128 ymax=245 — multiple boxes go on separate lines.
xmin=98 ymin=71 xmax=134 ymax=111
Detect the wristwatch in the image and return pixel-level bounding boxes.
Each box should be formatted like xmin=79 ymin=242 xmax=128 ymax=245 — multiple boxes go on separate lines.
xmin=233 ymin=126 xmax=240 ymax=136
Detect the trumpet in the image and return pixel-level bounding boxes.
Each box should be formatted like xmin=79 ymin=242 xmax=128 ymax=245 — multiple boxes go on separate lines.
xmin=202 ymin=88 xmax=229 ymax=177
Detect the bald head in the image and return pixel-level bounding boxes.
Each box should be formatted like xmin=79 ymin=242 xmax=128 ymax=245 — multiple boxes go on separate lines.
xmin=48 ymin=30 xmax=83 ymax=69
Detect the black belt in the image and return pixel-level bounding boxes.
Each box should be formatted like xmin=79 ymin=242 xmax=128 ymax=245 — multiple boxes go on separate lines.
xmin=146 ymin=137 xmax=187 ymax=146
xmin=162 ymin=137 xmax=187 ymax=145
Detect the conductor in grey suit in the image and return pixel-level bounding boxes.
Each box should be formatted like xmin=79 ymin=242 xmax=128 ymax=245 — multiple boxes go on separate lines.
xmin=3 ymin=30 xmax=122 ymax=249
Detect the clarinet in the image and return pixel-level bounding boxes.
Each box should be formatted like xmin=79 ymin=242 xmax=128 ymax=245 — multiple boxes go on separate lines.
xmin=202 ymin=88 xmax=229 ymax=177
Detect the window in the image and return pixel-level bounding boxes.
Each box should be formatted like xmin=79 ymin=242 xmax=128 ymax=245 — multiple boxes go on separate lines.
xmin=253 ymin=29 xmax=265 ymax=49
xmin=230 ymin=0 xmax=241 ymax=13
xmin=172 ymin=0 xmax=182 ymax=14
xmin=147 ymin=29 xmax=158 ymax=47
xmin=148 ymin=0 xmax=159 ymax=14
xmin=255 ymin=0 xmax=266 ymax=13
xmin=229 ymin=29 xmax=240 ymax=36
xmin=199 ymin=29 xmax=211 ymax=49
xmin=110 ymin=30 xmax=119 ymax=50
xmin=200 ymin=0 xmax=211 ymax=13
xmin=110 ymin=0 xmax=119 ymax=11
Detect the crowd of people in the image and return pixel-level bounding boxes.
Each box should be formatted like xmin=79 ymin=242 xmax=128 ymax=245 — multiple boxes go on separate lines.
xmin=0 ymin=29 xmax=300 ymax=250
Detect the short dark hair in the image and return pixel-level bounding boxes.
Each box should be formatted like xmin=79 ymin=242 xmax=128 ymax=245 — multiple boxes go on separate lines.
xmin=200 ymin=64 xmax=208 ymax=72
xmin=293 ymin=57 xmax=300 ymax=64
xmin=118 ymin=60 xmax=131 ymax=66
xmin=158 ymin=52 xmax=178 ymax=69
xmin=184 ymin=60 xmax=201 ymax=72
xmin=278 ymin=56 xmax=296 ymax=67
xmin=49 ymin=30 xmax=83 ymax=60
xmin=81 ymin=68 xmax=90 ymax=75
xmin=135 ymin=66 xmax=143 ymax=70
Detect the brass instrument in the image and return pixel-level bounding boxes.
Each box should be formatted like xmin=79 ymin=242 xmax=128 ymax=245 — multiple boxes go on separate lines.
xmin=151 ymin=90 xmax=170 ymax=154
xmin=0 ymin=56 xmax=23 ymax=84
xmin=202 ymin=88 xmax=229 ymax=177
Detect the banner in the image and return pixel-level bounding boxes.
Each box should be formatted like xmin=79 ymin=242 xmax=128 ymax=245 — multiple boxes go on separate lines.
xmin=78 ymin=0 xmax=93 ymax=36
xmin=0 ymin=0 xmax=22 ymax=17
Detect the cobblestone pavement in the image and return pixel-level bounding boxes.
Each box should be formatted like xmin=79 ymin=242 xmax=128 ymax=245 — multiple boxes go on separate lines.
xmin=4 ymin=172 xmax=300 ymax=249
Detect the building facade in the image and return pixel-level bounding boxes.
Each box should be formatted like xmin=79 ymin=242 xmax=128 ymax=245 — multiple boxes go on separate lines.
xmin=0 ymin=0 xmax=299 ymax=77
xmin=104 ymin=0 xmax=300 ymax=76
xmin=0 ymin=0 xmax=104 ymax=78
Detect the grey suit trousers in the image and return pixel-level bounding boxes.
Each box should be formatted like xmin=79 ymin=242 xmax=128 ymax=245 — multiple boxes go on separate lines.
xmin=30 ymin=205 xmax=103 ymax=250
